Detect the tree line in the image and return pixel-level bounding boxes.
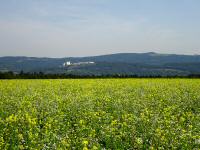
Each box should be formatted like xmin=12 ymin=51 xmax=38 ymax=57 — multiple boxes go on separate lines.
xmin=0 ymin=71 xmax=200 ymax=79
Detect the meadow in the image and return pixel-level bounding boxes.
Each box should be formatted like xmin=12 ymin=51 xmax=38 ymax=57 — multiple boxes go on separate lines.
xmin=0 ymin=79 xmax=199 ymax=149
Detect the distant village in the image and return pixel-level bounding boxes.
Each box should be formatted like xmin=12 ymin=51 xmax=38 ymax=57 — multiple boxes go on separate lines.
xmin=63 ymin=61 xmax=95 ymax=67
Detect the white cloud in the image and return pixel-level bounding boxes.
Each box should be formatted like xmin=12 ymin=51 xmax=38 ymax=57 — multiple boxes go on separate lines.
xmin=0 ymin=0 xmax=200 ymax=57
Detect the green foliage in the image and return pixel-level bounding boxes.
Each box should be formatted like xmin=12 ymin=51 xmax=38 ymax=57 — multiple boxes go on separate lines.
xmin=0 ymin=79 xmax=199 ymax=149
xmin=1 ymin=53 xmax=200 ymax=76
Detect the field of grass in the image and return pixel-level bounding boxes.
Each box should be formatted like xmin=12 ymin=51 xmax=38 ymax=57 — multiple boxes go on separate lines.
xmin=0 ymin=79 xmax=200 ymax=149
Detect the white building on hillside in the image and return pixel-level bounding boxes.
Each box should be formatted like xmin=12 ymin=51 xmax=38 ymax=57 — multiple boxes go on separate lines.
xmin=63 ymin=61 xmax=71 ymax=67
xmin=63 ymin=61 xmax=95 ymax=67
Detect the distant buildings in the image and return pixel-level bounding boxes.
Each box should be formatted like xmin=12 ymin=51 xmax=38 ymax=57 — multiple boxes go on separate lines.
xmin=63 ymin=61 xmax=71 ymax=67
xmin=63 ymin=61 xmax=95 ymax=67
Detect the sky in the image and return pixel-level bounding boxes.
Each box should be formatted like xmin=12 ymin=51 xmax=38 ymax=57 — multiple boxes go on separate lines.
xmin=0 ymin=0 xmax=200 ymax=57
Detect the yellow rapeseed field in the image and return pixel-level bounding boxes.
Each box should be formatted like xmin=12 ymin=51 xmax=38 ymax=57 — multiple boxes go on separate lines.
xmin=0 ymin=79 xmax=200 ymax=149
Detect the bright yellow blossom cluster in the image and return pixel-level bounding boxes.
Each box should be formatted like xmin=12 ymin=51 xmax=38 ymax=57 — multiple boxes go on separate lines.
xmin=0 ymin=79 xmax=199 ymax=149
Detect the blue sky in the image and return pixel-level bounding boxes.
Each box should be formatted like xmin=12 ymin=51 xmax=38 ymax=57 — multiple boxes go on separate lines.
xmin=0 ymin=0 xmax=200 ymax=57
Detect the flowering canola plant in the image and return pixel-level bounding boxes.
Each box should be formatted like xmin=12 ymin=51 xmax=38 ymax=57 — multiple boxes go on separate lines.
xmin=0 ymin=79 xmax=199 ymax=149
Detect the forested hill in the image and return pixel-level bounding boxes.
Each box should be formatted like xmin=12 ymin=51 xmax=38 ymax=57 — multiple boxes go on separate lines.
xmin=0 ymin=52 xmax=200 ymax=76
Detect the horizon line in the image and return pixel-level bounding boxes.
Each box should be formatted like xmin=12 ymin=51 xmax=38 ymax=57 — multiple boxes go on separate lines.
xmin=0 ymin=51 xmax=200 ymax=58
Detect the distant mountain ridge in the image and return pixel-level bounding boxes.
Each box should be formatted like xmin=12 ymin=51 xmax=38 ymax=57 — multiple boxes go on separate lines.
xmin=0 ymin=52 xmax=200 ymax=76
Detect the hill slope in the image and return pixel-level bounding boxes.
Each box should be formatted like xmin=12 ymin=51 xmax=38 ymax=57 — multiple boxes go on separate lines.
xmin=0 ymin=52 xmax=200 ymax=76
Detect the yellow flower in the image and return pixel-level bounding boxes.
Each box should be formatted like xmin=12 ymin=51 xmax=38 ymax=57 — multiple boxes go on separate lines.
xmin=82 ymin=140 xmax=89 ymax=146
xmin=18 ymin=134 xmax=23 ymax=140
xmin=123 ymin=122 xmax=127 ymax=126
xmin=83 ymin=147 xmax=88 ymax=150
xmin=19 ymin=145 xmax=24 ymax=150
xmin=61 ymin=139 xmax=70 ymax=147
xmin=6 ymin=114 xmax=17 ymax=122
xmin=79 ymin=119 xmax=85 ymax=125
xmin=136 ymin=138 xmax=143 ymax=145
xmin=92 ymin=146 xmax=98 ymax=150
xmin=111 ymin=120 xmax=117 ymax=126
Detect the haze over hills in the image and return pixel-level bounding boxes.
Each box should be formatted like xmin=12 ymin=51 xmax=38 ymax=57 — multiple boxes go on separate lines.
xmin=0 ymin=52 xmax=200 ymax=76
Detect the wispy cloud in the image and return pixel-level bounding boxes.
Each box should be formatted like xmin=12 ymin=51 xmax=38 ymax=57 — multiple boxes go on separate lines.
xmin=0 ymin=0 xmax=200 ymax=57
